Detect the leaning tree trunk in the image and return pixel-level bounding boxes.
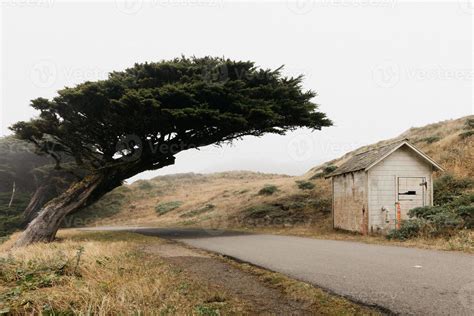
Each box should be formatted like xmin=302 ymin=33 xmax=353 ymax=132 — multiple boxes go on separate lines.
xmin=14 ymin=173 xmax=116 ymax=247
xmin=22 ymin=184 xmax=50 ymax=225
xmin=23 ymin=169 xmax=85 ymax=226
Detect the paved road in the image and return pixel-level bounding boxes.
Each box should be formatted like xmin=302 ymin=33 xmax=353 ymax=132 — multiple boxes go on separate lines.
xmin=87 ymin=227 xmax=474 ymax=315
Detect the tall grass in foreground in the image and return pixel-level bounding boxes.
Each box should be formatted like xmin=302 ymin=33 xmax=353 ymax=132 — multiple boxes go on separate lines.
xmin=0 ymin=231 xmax=242 ymax=315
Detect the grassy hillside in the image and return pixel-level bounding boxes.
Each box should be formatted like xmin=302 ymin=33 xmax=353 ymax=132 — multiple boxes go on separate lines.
xmin=71 ymin=171 xmax=320 ymax=230
xmin=71 ymin=116 xmax=473 ymax=244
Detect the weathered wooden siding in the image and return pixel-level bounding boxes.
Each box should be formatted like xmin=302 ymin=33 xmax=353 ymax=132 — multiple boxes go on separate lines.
xmin=332 ymin=170 xmax=368 ymax=233
xmin=367 ymin=146 xmax=433 ymax=233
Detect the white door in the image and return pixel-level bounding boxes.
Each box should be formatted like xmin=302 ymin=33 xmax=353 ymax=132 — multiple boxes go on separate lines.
xmin=397 ymin=177 xmax=426 ymax=219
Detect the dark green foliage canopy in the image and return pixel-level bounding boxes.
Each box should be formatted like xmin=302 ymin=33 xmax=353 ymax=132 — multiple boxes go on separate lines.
xmin=11 ymin=57 xmax=332 ymax=180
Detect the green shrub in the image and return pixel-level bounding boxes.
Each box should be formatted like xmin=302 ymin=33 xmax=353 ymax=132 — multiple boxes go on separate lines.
xmin=194 ymin=304 xmax=220 ymax=316
xmin=422 ymin=136 xmax=441 ymax=144
xmin=310 ymin=165 xmax=337 ymax=179
xmin=244 ymin=204 xmax=286 ymax=219
xmin=155 ymin=201 xmax=183 ymax=215
xmin=408 ymin=206 xmax=443 ymax=220
xmin=137 ymin=181 xmax=154 ymax=190
xmin=459 ymin=118 xmax=474 ymax=139
xmin=394 ymin=192 xmax=474 ymax=239
xmin=429 ymin=211 xmax=462 ymax=232
xmin=258 ymin=185 xmax=278 ymax=196
xmin=433 ymin=174 xmax=473 ymax=205
xmin=324 ymin=165 xmax=337 ymax=174
xmin=295 ymin=180 xmax=315 ymax=190
xmin=409 ymin=205 xmax=464 ymax=231
xmin=387 ymin=219 xmax=424 ymax=240
xmin=466 ymin=118 xmax=474 ymax=129
xmin=460 ymin=130 xmax=474 ymax=139
xmin=455 ymin=205 xmax=474 ymax=228
xmin=446 ymin=193 xmax=474 ymax=208
xmin=180 ymin=204 xmax=215 ymax=218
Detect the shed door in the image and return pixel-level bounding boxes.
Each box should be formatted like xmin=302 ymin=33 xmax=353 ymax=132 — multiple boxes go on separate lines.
xmin=397 ymin=177 xmax=426 ymax=218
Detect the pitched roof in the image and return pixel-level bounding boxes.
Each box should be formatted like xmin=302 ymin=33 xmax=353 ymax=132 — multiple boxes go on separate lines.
xmin=326 ymin=139 xmax=443 ymax=177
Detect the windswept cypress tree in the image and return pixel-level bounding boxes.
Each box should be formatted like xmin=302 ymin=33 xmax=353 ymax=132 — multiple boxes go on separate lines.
xmin=11 ymin=57 xmax=332 ymax=246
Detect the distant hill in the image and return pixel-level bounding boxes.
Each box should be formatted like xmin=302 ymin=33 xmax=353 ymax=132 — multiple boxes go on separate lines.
xmin=70 ymin=115 xmax=473 ymax=231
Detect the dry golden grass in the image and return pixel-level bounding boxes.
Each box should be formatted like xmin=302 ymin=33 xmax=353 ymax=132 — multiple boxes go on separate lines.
xmin=0 ymin=230 xmax=246 ymax=315
xmin=90 ymin=171 xmax=300 ymax=228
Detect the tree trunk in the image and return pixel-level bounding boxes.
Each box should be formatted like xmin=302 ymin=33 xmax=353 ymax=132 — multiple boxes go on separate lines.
xmin=14 ymin=173 xmax=116 ymax=247
xmin=22 ymin=184 xmax=50 ymax=225
xmin=8 ymin=181 xmax=16 ymax=208
xmin=23 ymin=170 xmax=84 ymax=226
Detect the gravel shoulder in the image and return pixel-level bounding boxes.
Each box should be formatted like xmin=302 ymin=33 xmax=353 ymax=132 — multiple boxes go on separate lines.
xmin=144 ymin=240 xmax=380 ymax=315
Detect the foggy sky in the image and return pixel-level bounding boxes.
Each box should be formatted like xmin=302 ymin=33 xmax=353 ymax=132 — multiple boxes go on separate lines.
xmin=1 ymin=1 xmax=472 ymax=182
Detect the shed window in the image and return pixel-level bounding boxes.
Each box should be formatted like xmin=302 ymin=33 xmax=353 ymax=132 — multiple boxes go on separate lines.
xmin=399 ymin=190 xmax=417 ymax=196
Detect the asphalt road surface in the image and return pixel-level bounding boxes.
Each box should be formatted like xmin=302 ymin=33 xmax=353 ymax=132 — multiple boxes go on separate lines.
xmin=86 ymin=227 xmax=474 ymax=315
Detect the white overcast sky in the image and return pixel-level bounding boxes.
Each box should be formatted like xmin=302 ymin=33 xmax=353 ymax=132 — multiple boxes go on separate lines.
xmin=0 ymin=1 xmax=472 ymax=182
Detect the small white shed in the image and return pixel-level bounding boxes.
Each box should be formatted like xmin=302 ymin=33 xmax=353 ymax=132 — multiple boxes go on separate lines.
xmin=327 ymin=140 xmax=444 ymax=234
